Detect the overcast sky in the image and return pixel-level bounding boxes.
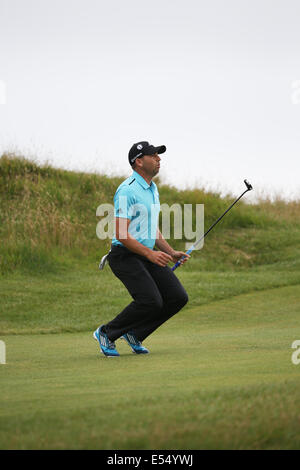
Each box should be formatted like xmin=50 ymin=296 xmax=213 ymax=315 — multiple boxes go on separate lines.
xmin=1 ymin=0 xmax=300 ymax=201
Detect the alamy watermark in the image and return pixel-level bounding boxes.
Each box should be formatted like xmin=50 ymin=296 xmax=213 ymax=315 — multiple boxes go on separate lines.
xmin=0 ymin=340 xmax=6 ymax=364
xmin=291 ymin=80 xmax=300 ymax=105
xmin=0 ymin=80 xmax=6 ymax=105
xmin=96 ymin=200 xmax=204 ymax=250
xmin=291 ymin=340 xmax=300 ymax=365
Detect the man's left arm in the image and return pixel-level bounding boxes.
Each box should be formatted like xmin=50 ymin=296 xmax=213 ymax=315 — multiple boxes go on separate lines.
xmin=155 ymin=229 xmax=190 ymax=265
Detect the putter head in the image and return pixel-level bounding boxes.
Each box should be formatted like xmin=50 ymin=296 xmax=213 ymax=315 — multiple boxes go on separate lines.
xmin=244 ymin=179 xmax=253 ymax=191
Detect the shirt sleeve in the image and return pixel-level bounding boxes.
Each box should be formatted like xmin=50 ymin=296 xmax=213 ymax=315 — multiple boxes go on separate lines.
xmin=114 ymin=186 xmax=136 ymax=220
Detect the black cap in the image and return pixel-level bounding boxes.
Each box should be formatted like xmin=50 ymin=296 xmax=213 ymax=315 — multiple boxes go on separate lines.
xmin=128 ymin=141 xmax=166 ymax=166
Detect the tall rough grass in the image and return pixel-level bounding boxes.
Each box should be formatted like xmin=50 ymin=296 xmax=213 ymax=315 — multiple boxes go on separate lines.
xmin=0 ymin=154 xmax=120 ymax=273
xmin=0 ymin=153 xmax=299 ymax=275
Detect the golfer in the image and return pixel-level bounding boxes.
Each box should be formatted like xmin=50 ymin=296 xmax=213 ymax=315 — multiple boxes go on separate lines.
xmin=93 ymin=141 xmax=190 ymax=357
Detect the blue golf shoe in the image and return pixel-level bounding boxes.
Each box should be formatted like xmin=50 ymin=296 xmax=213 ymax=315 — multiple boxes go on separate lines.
xmin=93 ymin=325 xmax=120 ymax=357
xmin=122 ymin=332 xmax=149 ymax=354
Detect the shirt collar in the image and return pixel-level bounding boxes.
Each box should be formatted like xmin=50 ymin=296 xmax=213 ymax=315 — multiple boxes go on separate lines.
xmin=132 ymin=170 xmax=153 ymax=190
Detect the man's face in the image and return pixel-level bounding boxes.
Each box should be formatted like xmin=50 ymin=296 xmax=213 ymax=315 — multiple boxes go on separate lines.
xmin=138 ymin=153 xmax=161 ymax=177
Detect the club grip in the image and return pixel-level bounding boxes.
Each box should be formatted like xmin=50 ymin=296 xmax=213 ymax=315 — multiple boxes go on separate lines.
xmin=171 ymin=260 xmax=181 ymax=271
xmin=171 ymin=248 xmax=193 ymax=271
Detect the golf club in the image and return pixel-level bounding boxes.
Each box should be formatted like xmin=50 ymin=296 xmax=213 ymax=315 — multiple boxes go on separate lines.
xmin=172 ymin=179 xmax=253 ymax=271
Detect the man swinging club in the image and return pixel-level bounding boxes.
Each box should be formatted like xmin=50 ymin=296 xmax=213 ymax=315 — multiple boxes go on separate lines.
xmin=93 ymin=141 xmax=190 ymax=357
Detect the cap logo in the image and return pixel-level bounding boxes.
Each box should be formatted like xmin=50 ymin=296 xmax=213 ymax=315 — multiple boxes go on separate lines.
xmin=137 ymin=144 xmax=143 ymax=150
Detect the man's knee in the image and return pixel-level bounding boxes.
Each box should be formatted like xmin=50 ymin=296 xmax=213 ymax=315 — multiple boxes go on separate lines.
xmin=163 ymin=289 xmax=188 ymax=313
xmin=177 ymin=290 xmax=189 ymax=309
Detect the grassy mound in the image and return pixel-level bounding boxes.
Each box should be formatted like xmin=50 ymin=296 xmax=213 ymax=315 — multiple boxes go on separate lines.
xmin=1 ymin=153 xmax=299 ymax=275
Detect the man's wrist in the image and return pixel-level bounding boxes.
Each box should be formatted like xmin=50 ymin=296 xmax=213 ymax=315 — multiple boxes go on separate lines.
xmin=155 ymin=237 xmax=175 ymax=256
xmin=161 ymin=246 xmax=176 ymax=257
xmin=144 ymin=247 xmax=154 ymax=259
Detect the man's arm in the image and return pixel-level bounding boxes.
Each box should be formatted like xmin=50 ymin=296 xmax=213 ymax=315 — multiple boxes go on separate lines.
xmin=155 ymin=229 xmax=190 ymax=265
xmin=155 ymin=228 xmax=176 ymax=256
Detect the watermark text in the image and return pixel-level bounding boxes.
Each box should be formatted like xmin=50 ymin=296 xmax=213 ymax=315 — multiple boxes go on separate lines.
xmin=96 ymin=201 xmax=204 ymax=250
xmin=291 ymin=80 xmax=300 ymax=105
xmin=291 ymin=340 xmax=300 ymax=365
xmin=0 ymin=80 xmax=6 ymax=105
xmin=0 ymin=340 xmax=6 ymax=364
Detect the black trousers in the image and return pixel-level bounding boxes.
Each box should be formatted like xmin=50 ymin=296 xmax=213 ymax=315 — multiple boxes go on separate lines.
xmin=105 ymin=245 xmax=189 ymax=342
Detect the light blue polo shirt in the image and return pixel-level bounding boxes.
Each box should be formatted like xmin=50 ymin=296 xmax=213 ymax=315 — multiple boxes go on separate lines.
xmin=111 ymin=170 xmax=160 ymax=250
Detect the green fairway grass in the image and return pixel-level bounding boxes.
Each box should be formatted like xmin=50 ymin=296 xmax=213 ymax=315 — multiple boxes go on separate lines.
xmin=1 ymin=284 xmax=300 ymax=450
xmin=1 ymin=262 xmax=300 ymax=335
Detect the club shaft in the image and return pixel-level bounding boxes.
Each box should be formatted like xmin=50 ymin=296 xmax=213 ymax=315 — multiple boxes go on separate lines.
xmin=171 ymin=188 xmax=250 ymax=271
